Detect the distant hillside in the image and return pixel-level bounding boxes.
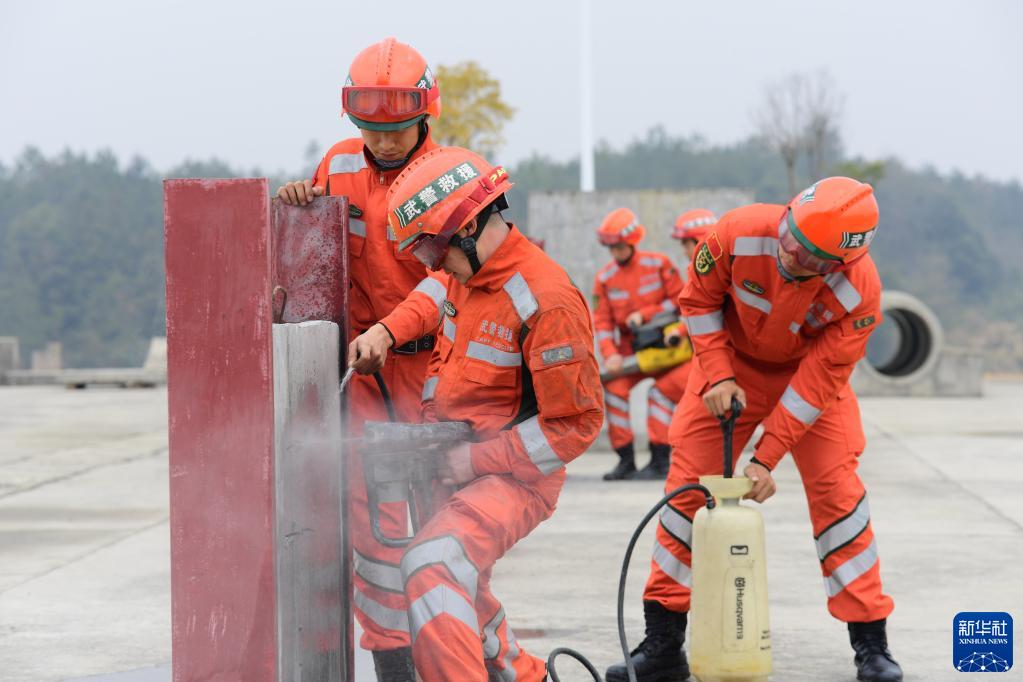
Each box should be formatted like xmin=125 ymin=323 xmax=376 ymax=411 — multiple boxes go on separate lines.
xmin=0 ymin=138 xmax=1020 ymax=370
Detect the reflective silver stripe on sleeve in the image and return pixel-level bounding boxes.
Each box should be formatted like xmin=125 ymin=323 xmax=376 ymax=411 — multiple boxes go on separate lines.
xmin=408 ymin=584 xmax=479 ymax=642
xmin=605 ymin=393 xmax=630 ymax=412
xmin=596 ymin=330 xmax=614 ymax=342
xmin=732 ymin=284 xmax=773 ymax=315
xmin=824 ymin=539 xmax=879 ymax=598
xmin=386 ymin=224 xmax=397 ymax=241
xmin=466 ymin=341 xmax=522 ymax=367
xmin=789 ymin=321 xmax=801 ymax=335
xmin=659 ymin=506 xmax=693 ymax=548
xmin=649 ymin=403 xmax=672 ymax=425
xmin=816 ymin=495 xmax=870 ymax=561
xmin=482 ymin=607 xmax=506 ymax=660
xmin=328 ymin=152 xmax=367 ymax=175
xmin=652 ymin=540 xmax=692 ymax=587
xmin=354 ymin=587 xmax=409 ymax=633
xmin=780 ymin=384 xmax=822 ymax=425
xmin=640 ymin=256 xmax=662 ymax=267
xmin=608 ymin=289 xmax=630 ymax=301
xmin=648 ymin=387 xmax=675 ymax=412
xmin=733 ymin=236 xmax=779 ymax=257
xmin=660 ymin=299 xmax=676 ymax=312
xmin=349 ymin=218 xmax=367 ymax=238
xmin=823 ymin=272 xmax=863 ymax=313
xmin=443 ymin=317 xmax=456 ymax=342
xmin=503 ymin=272 xmax=539 ymax=322
xmin=598 ymin=265 xmax=619 ymax=283
xmin=685 ymin=310 xmax=724 ymax=336
xmin=517 ymin=415 xmax=564 ymax=475
xmin=608 ymin=413 xmax=631 ymax=429
xmin=638 ymin=280 xmax=663 ymax=295
xmin=422 ymin=376 xmax=438 ymax=401
xmin=400 ymin=535 xmax=479 ymax=600
xmin=354 ymin=548 xmax=403 ymax=592
xmin=414 ymin=277 xmax=447 ymax=309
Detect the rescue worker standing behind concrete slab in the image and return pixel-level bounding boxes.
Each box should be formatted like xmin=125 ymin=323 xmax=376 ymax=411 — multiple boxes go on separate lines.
xmin=276 ymin=38 xmax=452 ymax=679
xmin=594 ymin=208 xmax=691 ymax=480
xmin=386 ymin=146 xmax=604 ymax=681
xmin=607 ymin=178 xmax=903 ymax=682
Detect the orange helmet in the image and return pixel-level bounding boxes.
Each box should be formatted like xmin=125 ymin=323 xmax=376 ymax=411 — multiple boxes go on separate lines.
xmin=672 ymin=209 xmax=717 ymax=242
xmin=388 ymin=147 xmax=513 ymax=270
xmin=597 ymin=208 xmax=645 ymax=246
xmin=779 ymin=177 xmax=879 ymax=273
xmin=342 ymin=37 xmax=441 ymax=131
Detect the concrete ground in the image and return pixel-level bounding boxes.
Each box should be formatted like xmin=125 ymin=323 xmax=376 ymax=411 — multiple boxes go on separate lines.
xmin=1 ymin=382 xmax=1022 ymax=681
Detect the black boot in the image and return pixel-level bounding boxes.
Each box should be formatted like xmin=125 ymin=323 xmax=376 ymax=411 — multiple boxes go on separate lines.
xmin=372 ymin=646 xmax=416 ymax=682
xmin=606 ymin=601 xmax=689 ymax=682
xmin=604 ymin=443 xmax=637 ymax=480
xmin=849 ymin=619 xmax=903 ymax=682
xmin=631 ymin=443 xmax=672 ymax=480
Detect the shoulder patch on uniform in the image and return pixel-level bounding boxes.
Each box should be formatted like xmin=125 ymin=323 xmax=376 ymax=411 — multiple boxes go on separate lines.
xmin=694 ymin=243 xmax=716 ymax=275
xmin=541 ymin=345 xmax=575 ymax=366
xmin=349 ymin=204 xmax=363 ymax=218
xmin=742 ymin=279 xmax=765 ymax=295
xmin=852 ymin=315 xmax=876 ymax=330
xmin=706 ymin=232 xmax=724 ymax=260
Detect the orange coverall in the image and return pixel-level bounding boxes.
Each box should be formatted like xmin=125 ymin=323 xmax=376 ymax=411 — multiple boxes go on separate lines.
xmin=643 ymin=203 xmax=894 ymax=624
xmin=593 ymin=250 xmax=691 ymax=447
xmin=312 ymin=135 xmax=451 ymax=650
xmin=402 ymin=227 xmax=603 ymax=681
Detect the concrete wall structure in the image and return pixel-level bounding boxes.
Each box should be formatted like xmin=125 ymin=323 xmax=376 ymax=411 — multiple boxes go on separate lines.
xmin=31 ymin=341 xmax=62 ymax=371
xmin=526 ymin=188 xmax=754 ymax=296
xmin=0 ymin=336 xmax=20 ymax=373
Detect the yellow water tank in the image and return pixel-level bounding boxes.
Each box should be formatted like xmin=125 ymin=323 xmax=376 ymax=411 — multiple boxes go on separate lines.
xmin=689 ymin=476 xmax=772 ymax=682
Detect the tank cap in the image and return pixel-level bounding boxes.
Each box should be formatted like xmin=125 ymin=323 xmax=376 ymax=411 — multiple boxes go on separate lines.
xmin=699 ymin=475 xmax=753 ymax=501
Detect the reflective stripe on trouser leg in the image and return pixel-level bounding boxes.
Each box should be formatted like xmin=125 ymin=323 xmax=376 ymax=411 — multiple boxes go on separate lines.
xmin=403 ymin=475 xmax=554 ymax=681
xmin=790 ymin=393 xmax=894 ymax=623
xmin=647 ymin=385 xmax=675 ymax=444
xmin=604 ymin=376 xmax=639 ymax=449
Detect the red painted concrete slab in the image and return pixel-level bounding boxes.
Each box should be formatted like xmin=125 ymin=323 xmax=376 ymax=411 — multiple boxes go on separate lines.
xmin=165 ymin=179 xmax=277 ymax=681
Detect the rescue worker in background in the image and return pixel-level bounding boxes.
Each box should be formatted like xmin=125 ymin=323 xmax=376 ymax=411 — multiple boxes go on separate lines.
xmin=646 ymin=209 xmax=720 ymax=433
xmin=593 ymin=208 xmax=690 ymax=480
xmin=386 ymin=146 xmax=603 ymax=681
xmin=276 ymin=38 xmax=452 ymax=680
xmin=608 ymin=178 xmax=903 ymax=682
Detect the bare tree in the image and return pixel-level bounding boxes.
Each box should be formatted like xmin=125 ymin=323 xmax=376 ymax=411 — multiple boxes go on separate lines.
xmin=802 ymin=70 xmax=845 ymax=179
xmin=754 ymin=73 xmax=808 ymax=197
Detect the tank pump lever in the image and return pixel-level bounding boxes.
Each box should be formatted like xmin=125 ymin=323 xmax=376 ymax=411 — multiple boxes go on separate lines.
xmin=717 ymin=397 xmax=744 ymax=478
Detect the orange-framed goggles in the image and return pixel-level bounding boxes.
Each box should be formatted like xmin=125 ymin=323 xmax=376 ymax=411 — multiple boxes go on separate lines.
xmin=342 ymin=86 xmax=434 ymax=120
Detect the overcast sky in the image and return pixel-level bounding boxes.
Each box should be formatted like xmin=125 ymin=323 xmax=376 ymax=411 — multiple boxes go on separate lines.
xmin=3 ymin=0 xmax=1021 ymax=184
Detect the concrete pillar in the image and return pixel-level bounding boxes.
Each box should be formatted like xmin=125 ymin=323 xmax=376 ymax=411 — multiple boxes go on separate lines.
xmin=0 ymin=337 xmax=19 ymax=374
xmin=31 ymin=341 xmax=62 ymax=370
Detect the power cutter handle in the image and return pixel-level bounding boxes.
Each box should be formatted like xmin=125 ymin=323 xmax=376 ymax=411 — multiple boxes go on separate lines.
xmin=717 ymin=397 xmax=743 ymax=478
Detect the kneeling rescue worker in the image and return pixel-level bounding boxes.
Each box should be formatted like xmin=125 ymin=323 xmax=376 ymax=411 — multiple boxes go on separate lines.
xmin=593 ymin=208 xmax=691 ymax=480
xmin=386 ymin=146 xmax=604 ymax=681
xmin=608 ymin=178 xmax=903 ymax=682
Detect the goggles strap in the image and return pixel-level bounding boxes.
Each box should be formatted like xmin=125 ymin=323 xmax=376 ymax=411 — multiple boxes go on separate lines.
xmin=455 ymin=193 xmax=508 ymax=277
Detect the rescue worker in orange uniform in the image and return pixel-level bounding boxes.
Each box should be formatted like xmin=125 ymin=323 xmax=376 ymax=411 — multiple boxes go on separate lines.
xmin=593 ymin=208 xmax=691 ymax=480
xmin=276 ymin=38 xmax=452 ymax=680
xmin=382 ymin=146 xmax=603 ymax=681
xmin=607 ymin=178 xmax=903 ymax=682
xmin=646 ymin=209 xmax=719 ymax=418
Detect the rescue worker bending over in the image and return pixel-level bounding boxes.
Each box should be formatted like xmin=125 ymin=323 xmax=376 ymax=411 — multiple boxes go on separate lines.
xmin=385 ymin=146 xmax=603 ymax=681
xmin=276 ymin=38 xmax=452 ymax=679
xmin=643 ymin=209 xmax=720 ymax=437
xmin=593 ymin=208 xmax=691 ymax=481
xmin=608 ymin=178 xmax=903 ymax=682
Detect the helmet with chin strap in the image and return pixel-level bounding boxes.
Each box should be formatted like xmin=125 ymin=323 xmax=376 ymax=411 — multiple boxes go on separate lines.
xmin=342 ymin=37 xmax=441 ymax=132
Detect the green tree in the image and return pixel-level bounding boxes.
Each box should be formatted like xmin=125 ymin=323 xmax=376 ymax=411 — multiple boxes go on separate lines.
xmin=431 ymin=61 xmax=515 ymax=157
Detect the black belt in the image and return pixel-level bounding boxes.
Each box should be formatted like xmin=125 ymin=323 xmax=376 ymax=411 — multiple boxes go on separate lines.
xmin=393 ymin=334 xmax=436 ymax=355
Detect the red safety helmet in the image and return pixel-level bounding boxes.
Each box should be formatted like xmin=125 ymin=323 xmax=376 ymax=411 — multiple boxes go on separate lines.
xmin=388 ymin=147 xmax=513 ymax=270
xmin=342 ymin=38 xmax=441 ymax=131
xmin=778 ymin=177 xmax=879 ymax=274
xmin=597 ymin=208 xmax=645 ymax=246
xmin=672 ymin=209 xmax=717 ymax=242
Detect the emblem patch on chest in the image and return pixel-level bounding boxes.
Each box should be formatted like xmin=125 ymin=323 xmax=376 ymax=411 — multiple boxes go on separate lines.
xmin=694 ymin=243 xmax=716 ymax=275
xmin=742 ymin=279 xmax=765 ymax=295
xmin=444 ymin=300 xmax=457 ymax=317
xmin=852 ymin=315 xmax=876 ymax=330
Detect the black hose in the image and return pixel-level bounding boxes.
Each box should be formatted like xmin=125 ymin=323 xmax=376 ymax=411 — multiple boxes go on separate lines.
xmin=547 ymin=483 xmax=716 ymax=682
xmin=373 ymin=370 xmax=397 ymax=422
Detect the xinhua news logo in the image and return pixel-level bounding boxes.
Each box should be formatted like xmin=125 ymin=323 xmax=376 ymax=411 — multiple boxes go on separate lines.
xmin=953 ymin=612 xmax=1013 ymax=673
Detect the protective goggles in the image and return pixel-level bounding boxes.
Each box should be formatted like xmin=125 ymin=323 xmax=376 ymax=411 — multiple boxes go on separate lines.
xmin=406 ymin=173 xmax=511 ymax=270
xmin=342 ymin=86 xmax=432 ymax=120
xmin=778 ymin=210 xmax=851 ymax=274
